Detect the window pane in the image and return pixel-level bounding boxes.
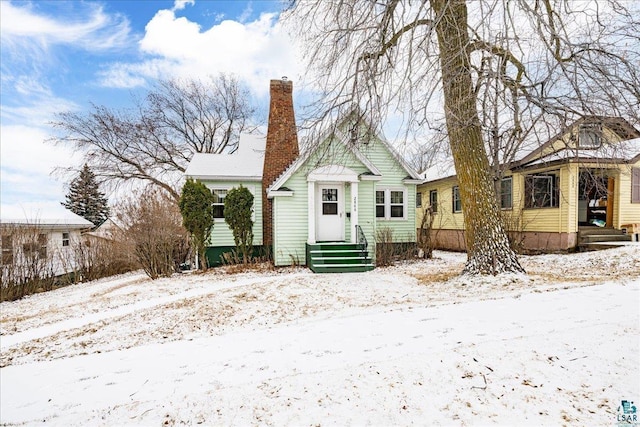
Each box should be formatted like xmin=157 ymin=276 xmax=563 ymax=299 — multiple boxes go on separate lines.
xmin=38 ymin=234 xmax=47 ymax=258
xmin=525 ymin=175 xmax=559 ymax=208
xmin=390 ymin=191 xmax=403 ymax=204
xmin=213 ymin=205 xmax=225 ymax=218
xmin=578 ymin=124 xmax=602 ymax=148
xmin=212 ymin=189 xmax=227 ymax=218
xmin=532 ymin=176 xmax=552 ymax=207
xmin=376 ymin=205 xmax=385 ymax=218
xmin=322 ymin=202 xmax=338 ymax=215
xmin=375 ymin=191 xmax=385 ymax=204
xmin=452 ymin=186 xmax=461 ymax=212
xmin=212 ymin=189 xmax=227 ymax=204
xmin=390 ymin=205 xmax=404 ymax=218
xmin=500 ymin=178 xmax=512 ymax=209
xmin=430 ymin=190 xmax=438 ymax=213
xmin=1 ymin=235 xmax=13 ymax=265
xmin=632 ymin=168 xmax=640 ymax=203
xmin=322 ymin=188 xmax=338 ymax=202
xmin=416 ymin=192 xmax=422 ymax=208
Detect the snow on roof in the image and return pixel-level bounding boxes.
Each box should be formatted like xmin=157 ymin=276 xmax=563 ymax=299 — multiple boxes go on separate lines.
xmin=0 ymin=203 xmax=94 ymax=228
xmin=520 ymin=137 xmax=640 ymax=167
xmin=421 ymin=154 xmax=457 ymax=182
xmin=185 ymin=134 xmax=266 ymax=181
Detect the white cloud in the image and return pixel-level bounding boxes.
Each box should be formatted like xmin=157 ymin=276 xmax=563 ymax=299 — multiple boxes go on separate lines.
xmin=0 ymin=1 xmax=132 ymax=52
xmin=238 ymin=2 xmax=254 ymax=23
xmin=172 ymin=0 xmax=195 ymax=12
xmin=0 ymin=125 xmax=82 ymax=211
xmin=100 ymin=8 xmax=301 ymax=97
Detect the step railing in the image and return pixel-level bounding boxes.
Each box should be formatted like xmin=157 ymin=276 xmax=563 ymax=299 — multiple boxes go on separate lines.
xmin=355 ymin=225 xmax=368 ymax=258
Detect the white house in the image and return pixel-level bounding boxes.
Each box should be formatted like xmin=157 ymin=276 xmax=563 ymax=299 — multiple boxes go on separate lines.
xmin=1 ymin=204 xmax=94 ymax=280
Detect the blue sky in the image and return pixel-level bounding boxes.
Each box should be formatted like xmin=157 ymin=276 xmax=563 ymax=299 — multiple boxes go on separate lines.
xmin=1 ymin=0 xmax=300 ymax=218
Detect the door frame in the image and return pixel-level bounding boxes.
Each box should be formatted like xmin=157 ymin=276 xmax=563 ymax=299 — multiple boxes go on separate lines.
xmin=315 ymin=182 xmax=345 ymax=242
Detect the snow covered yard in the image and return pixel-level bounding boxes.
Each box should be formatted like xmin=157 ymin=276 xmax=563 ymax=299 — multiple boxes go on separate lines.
xmin=1 ymin=247 xmax=639 ymax=426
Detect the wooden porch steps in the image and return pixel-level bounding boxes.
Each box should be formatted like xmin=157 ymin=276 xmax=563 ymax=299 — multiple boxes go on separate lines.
xmin=578 ymin=227 xmax=632 ymax=249
xmin=306 ymin=243 xmax=374 ymax=273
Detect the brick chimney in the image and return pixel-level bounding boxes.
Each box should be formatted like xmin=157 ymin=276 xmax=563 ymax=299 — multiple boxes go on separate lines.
xmin=262 ymin=78 xmax=299 ymax=250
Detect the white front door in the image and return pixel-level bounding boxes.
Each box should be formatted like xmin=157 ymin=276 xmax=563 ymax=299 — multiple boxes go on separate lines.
xmin=316 ymin=184 xmax=345 ymax=242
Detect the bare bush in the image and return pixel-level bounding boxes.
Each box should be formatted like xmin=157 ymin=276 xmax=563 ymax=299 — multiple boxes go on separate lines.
xmin=116 ymin=188 xmax=190 ymax=279
xmin=1 ymin=224 xmax=56 ymax=301
xmin=417 ymin=205 xmax=436 ymax=259
xmin=70 ymin=238 xmax=137 ymax=282
xmin=375 ymin=227 xmax=395 ymax=267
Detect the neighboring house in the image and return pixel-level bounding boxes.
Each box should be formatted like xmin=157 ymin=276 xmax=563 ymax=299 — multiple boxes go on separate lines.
xmin=186 ymin=79 xmax=422 ymax=271
xmin=417 ymin=116 xmax=640 ymax=252
xmin=83 ymin=217 xmax=125 ymax=243
xmin=1 ymin=205 xmax=94 ymax=280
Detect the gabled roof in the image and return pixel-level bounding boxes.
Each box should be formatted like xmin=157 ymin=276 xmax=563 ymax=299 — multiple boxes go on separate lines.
xmin=515 ymin=137 xmax=640 ymax=170
xmin=516 ymin=116 xmax=640 ymax=166
xmin=185 ymin=134 xmax=266 ymax=181
xmin=268 ymin=113 xmax=421 ymax=194
xmin=420 ymin=116 xmax=640 ymax=184
xmin=267 ymin=130 xmax=380 ymax=194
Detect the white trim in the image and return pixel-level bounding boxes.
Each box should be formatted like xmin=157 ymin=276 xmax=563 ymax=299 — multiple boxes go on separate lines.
xmin=351 ymin=181 xmax=359 ymax=243
xmin=206 ymin=184 xmax=257 ymax=221
xmin=359 ymin=174 xmax=383 ymax=181
xmin=188 ymin=175 xmax=262 ymax=182
xmin=307 ymin=181 xmax=315 ymax=244
xmin=375 ymin=186 xmax=408 ymax=221
xmin=266 ymin=110 xmax=423 ymax=193
xmin=308 ymin=165 xmax=360 ymax=183
xmin=315 ymin=183 xmax=345 ymax=242
xmin=403 ymin=179 xmax=423 ymax=184
xmin=268 ymin=190 xmax=294 ymax=198
xmin=338 ymin=108 xmax=422 ymax=180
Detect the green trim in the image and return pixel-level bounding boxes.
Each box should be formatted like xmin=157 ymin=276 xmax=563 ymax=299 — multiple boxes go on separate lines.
xmin=205 ymin=245 xmax=266 ymax=267
xmin=306 ymin=243 xmax=374 ymax=273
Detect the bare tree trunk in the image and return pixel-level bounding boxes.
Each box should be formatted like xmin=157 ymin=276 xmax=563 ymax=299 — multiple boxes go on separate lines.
xmin=432 ymin=0 xmax=524 ymax=275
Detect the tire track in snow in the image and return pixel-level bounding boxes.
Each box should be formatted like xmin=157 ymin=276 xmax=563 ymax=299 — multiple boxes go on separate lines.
xmin=0 ymin=273 xmax=307 ymax=350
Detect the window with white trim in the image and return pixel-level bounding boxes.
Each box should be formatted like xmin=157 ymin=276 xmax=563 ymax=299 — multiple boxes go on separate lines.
xmin=500 ymin=177 xmax=513 ymax=209
xmin=375 ymin=190 xmax=385 ymax=218
xmin=632 ymin=168 xmax=640 ymax=203
xmin=375 ymin=188 xmax=407 ymax=220
xmin=525 ymin=173 xmax=560 ymax=208
xmin=429 ymin=190 xmax=438 ymax=213
xmin=62 ymin=232 xmax=70 ymax=247
xmin=578 ymin=123 xmax=602 ymax=149
xmin=23 ymin=234 xmax=47 ymax=259
xmin=1 ymin=234 xmax=13 ymax=265
xmin=452 ymin=186 xmax=462 ymax=213
xmin=211 ymin=189 xmax=227 ymax=218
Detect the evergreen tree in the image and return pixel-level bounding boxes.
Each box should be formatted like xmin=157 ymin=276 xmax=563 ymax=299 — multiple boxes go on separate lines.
xmin=224 ymin=185 xmax=254 ymax=264
xmin=178 ymin=179 xmax=215 ymax=270
xmin=62 ymin=164 xmax=110 ymax=227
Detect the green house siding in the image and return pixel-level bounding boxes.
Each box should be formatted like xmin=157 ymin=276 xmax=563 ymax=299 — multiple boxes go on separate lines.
xmin=272 ymin=177 xmax=309 ymax=266
xmin=200 ymin=181 xmax=263 ymax=247
xmin=356 ymin=180 xmax=377 ymax=261
xmin=272 ymin=134 xmax=416 ymax=266
xmin=363 ymin=139 xmax=417 ymax=245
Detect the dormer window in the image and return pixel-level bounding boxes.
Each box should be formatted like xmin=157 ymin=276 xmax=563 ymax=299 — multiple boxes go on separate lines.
xmin=578 ymin=123 xmax=602 ymax=149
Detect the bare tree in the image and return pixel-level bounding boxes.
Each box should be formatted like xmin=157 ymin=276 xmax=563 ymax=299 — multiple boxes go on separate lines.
xmin=51 ymin=74 xmax=256 ymax=200
xmin=115 ymin=187 xmax=190 ymax=279
xmin=286 ymin=0 xmax=640 ymax=275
